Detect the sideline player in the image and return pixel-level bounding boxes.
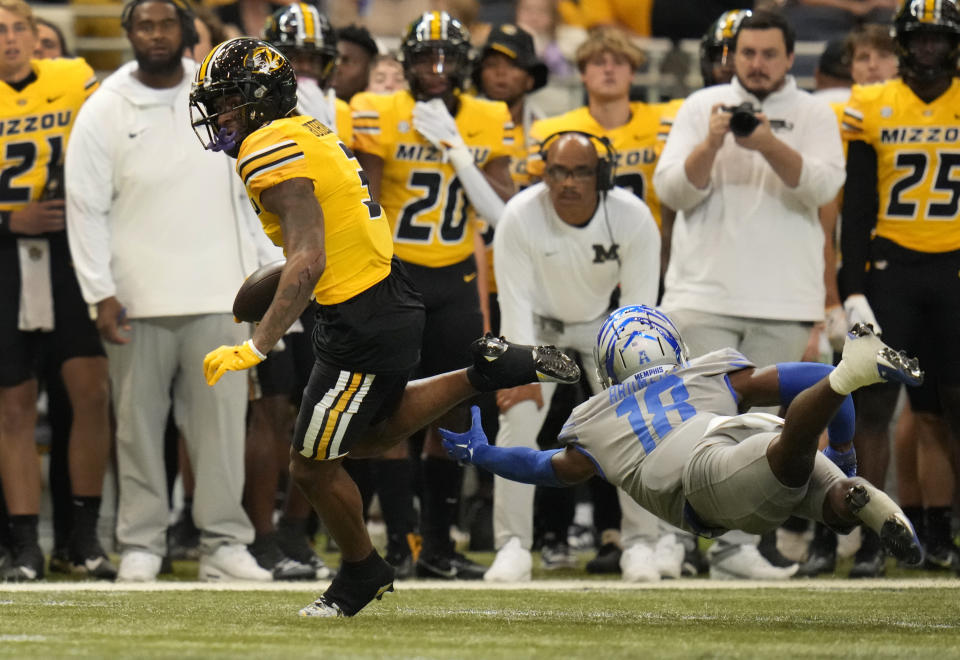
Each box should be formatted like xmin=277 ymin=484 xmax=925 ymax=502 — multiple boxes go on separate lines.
xmin=442 ymin=306 xmax=925 ymax=572
xmin=189 ymin=37 xmax=578 ymax=616
xmin=840 ymin=0 xmax=960 ymax=575
xmin=350 ymin=11 xmax=515 ymax=580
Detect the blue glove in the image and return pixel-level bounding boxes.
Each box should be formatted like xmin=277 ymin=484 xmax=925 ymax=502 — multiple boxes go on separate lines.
xmin=439 ymin=405 xmax=488 ymax=463
xmin=824 ymin=445 xmax=857 ymax=478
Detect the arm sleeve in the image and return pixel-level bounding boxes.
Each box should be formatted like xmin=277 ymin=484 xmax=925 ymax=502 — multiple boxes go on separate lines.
xmin=492 ymin=202 xmax=537 ymax=345
xmin=616 ymin=196 xmax=661 ymax=306
xmin=776 ymin=362 xmax=855 ymax=447
xmin=782 ymin=99 xmax=846 ymax=207
xmin=471 ymin=444 xmax=565 ymax=487
xmin=64 ymin=99 xmax=117 ymax=305
xmin=652 ymin=96 xmax=713 ymax=213
xmin=838 ymin=140 xmax=878 ymax=298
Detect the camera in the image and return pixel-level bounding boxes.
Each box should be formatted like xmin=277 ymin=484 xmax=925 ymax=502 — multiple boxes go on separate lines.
xmin=723 ymin=102 xmax=760 ymax=137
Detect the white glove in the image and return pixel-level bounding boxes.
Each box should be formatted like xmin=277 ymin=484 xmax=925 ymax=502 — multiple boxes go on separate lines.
xmin=412 ymin=98 xmax=468 ymax=165
xmin=824 ymin=304 xmax=848 ymax=353
xmin=843 ymin=294 xmax=881 ymax=336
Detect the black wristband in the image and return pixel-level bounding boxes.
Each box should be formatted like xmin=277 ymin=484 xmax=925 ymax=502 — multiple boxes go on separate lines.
xmin=0 ymin=211 xmax=11 ymax=236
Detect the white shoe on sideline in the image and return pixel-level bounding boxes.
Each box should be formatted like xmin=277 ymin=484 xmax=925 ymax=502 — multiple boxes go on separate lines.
xmin=117 ymin=550 xmax=162 ymax=582
xmin=199 ymin=544 xmax=272 ymax=582
xmin=484 ymin=537 xmax=532 ymax=582
xmin=653 ymin=534 xmax=684 ymax=579
xmin=620 ymin=542 xmax=660 ymax=582
xmin=708 ymin=543 xmax=798 ymax=580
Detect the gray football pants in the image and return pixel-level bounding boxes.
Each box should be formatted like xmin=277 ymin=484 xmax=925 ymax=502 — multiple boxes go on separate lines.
xmin=492 ymin=317 xmax=669 ymax=551
xmin=106 ymin=314 xmax=253 ymax=557
xmin=666 ymin=309 xmax=813 ymax=548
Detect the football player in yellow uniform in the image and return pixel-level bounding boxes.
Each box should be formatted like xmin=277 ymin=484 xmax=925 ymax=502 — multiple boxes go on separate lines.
xmin=529 ymin=27 xmax=681 ymax=231
xmin=263 ymin=2 xmax=351 ymax=141
xmin=351 ymin=11 xmax=515 ymax=580
xmin=840 ymin=0 xmax=960 ymax=576
xmin=191 ymin=37 xmax=581 ymax=616
xmin=0 ymin=0 xmax=112 ymax=581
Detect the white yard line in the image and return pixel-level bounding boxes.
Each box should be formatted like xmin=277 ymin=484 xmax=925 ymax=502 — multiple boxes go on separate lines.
xmin=0 ymin=578 xmax=957 ymax=592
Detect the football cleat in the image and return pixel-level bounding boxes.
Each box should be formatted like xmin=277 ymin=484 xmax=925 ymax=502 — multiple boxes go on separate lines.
xmin=3 ymin=542 xmax=45 ymax=582
xmin=849 ymin=323 xmax=923 ymax=387
xmin=468 ymin=334 xmax=580 ymax=392
xmin=846 ymin=482 xmax=923 ymax=566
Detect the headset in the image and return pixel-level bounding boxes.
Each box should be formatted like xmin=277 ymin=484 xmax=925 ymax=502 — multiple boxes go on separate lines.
xmin=121 ymin=0 xmax=199 ymax=49
xmin=529 ymin=130 xmax=617 ymax=192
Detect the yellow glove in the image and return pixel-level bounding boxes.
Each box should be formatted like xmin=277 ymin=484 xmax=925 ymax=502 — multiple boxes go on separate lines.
xmin=203 ymin=339 xmax=266 ymax=386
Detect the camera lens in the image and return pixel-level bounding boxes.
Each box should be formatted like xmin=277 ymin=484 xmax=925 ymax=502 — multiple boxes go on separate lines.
xmin=729 ymin=108 xmax=759 ymax=137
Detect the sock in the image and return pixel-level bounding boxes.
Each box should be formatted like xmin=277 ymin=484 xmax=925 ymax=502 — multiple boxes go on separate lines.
xmin=902 ymin=506 xmax=925 ymax=544
xmin=420 ymin=457 xmax=461 ymax=557
xmin=372 ymin=458 xmax=416 ymax=558
xmin=70 ymin=496 xmax=102 ymax=551
xmin=9 ymin=514 xmax=39 ymax=550
xmin=923 ymin=507 xmax=953 ymax=548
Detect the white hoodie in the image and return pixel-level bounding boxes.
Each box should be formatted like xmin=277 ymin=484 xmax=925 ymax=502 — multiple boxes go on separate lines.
xmin=65 ymin=59 xmax=265 ymax=318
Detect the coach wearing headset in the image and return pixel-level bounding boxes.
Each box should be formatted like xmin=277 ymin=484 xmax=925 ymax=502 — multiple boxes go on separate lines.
xmin=483 ymin=131 xmax=661 ymax=583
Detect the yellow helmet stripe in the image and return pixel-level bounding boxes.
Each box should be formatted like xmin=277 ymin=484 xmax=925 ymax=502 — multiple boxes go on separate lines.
xmin=199 ymin=39 xmax=230 ymax=82
xmin=299 ymin=2 xmax=316 ymax=43
xmin=431 ymin=10 xmax=441 ymax=40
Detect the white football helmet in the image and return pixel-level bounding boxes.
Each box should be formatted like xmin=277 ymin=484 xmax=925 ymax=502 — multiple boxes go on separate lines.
xmin=594 ymin=305 xmax=689 ymax=388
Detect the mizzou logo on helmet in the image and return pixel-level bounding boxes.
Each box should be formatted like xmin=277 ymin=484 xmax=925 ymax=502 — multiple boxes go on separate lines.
xmin=245 ymin=46 xmax=286 ymax=74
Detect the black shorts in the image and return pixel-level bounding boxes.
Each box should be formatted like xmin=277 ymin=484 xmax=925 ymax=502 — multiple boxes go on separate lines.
xmin=0 ymin=235 xmax=104 ymax=387
xmin=311 ymin=258 xmax=424 ymax=375
xmin=402 ymin=255 xmax=483 ymax=377
xmin=867 ymin=237 xmax=960 ymax=412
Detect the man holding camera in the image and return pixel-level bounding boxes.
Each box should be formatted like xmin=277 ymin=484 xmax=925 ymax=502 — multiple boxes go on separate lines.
xmin=653 ymin=10 xmax=845 ymax=579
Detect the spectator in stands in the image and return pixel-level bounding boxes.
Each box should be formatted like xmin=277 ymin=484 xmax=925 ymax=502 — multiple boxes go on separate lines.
xmin=333 ymin=24 xmax=378 ymax=102
xmin=65 ymin=0 xmax=269 ymax=583
xmin=813 ymin=38 xmax=853 ymax=103
xmin=189 ymin=4 xmax=227 ymax=62
xmin=654 ymin=9 xmax=845 ymax=579
xmin=215 ymin=0 xmax=284 ymax=38
xmin=368 ymin=54 xmax=406 ymax=94
xmin=574 ymin=0 xmax=750 ymax=40
xmin=517 ymin=0 xmax=575 ymax=77
xmin=34 ymin=17 xmax=69 ymax=59
xmin=0 ymin=0 xmax=113 ymax=582
xmin=528 ymin=26 xmax=685 ymax=580
xmin=846 ymin=22 xmax=899 ymax=85
xmin=839 ymin=0 xmax=960 ymax=576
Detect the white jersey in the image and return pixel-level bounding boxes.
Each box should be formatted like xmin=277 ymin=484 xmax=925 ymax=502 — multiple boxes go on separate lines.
xmin=493 ymin=183 xmax=661 ymax=352
xmin=557 ymin=348 xmax=754 ymax=532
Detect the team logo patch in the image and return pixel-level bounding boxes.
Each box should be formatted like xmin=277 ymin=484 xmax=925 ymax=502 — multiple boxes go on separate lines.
xmin=397 ymin=121 xmax=410 ymax=133
xmin=881 ymin=106 xmax=893 ymax=118
xmin=245 ymin=47 xmax=286 ymax=74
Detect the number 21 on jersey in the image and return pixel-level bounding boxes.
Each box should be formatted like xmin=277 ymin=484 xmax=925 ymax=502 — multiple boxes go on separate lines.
xmin=616 ymin=374 xmax=696 ymax=453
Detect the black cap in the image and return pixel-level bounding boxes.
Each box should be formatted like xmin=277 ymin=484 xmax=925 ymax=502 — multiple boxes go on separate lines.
xmin=472 ymin=23 xmax=548 ymax=93
xmin=817 ymin=39 xmax=852 ymax=81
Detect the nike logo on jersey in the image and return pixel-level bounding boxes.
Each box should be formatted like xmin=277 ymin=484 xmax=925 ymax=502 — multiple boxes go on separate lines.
xmin=128 ymin=129 xmax=148 ymax=139
xmin=463 ymin=272 xmax=478 ymax=283
xmin=46 ymin=94 xmax=63 ymax=103
xmin=466 ymin=130 xmax=482 ymax=138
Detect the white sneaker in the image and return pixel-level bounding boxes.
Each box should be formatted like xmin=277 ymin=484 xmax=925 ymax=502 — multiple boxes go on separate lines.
xmin=117 ymin=550 xmax=162 ymax=582
xmin=653 ymin=534 xmax=684 ymax=579
xmin=483 ymin=537 xmax=532 ymax=582
xmin=708 ymin=543 xmax=798 ymax=580
xmin=620 ymin=542 xmax=660 ymax=582
xmin=199 ymin=544 xmax=272 ymax=582
xmin=830 ymin=324 xmax=923 ymax=394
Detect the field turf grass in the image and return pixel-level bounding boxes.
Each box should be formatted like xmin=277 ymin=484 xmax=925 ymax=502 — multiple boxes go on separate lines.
xmin=2 ymin=579 xmax=959 ymax=658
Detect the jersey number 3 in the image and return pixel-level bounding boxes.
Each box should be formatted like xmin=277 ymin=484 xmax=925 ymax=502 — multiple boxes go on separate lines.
xmin=616 ymin=374 xmax=696 ymax=453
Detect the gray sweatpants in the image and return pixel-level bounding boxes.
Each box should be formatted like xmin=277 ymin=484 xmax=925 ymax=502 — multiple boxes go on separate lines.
xmin=106 ymin=314 xmax=253 ymax=557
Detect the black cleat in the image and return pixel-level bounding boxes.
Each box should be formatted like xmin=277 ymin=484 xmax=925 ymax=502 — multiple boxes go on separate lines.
xmin=795 ymin=549 xmax=836 ymax=577
xmin=3 ymin=542 xmax=44 ymax=582
xmin=415 ymin=552 xmax=486 ymax=580
xmin=467 ymin=334 xmax=580 ymax=392
xmin=586 ymin=542 xmax=623 ymax=575
xmin=249 ymin=534 xmax=316 ymax=581
xmin=305 ymin=553 xmax=395 ymax=617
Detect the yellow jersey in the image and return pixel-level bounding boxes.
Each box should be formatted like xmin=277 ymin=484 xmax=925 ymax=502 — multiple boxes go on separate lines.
xmin=842 ymin=78 xmax=960 ymax=253
xmin=0 ymin=58 xmax=98 ymax=213
xmin=529 ymin=99 xmax=683 ymax=229
xmin=334 ymin=96 xmax=353 ymax=146
xmin=237 ymin=116 xmax=393 ymax=305
xmin=350 ymin=91 xmax=514 ymax=267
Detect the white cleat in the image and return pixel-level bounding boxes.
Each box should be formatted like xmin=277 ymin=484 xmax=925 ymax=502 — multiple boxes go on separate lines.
xmin=829 ymin=323 xmax=923 ymax=395
xmin=483 ymin=537 xmax=532 ymax=582
xmin=620 ymin=542 xmax=661 ymax=582
xmin=707 ymin=543 xmax=798 ymax=580
xmin=116 ymin=551 xmax=163 ymax=583
xmin=653 ymin=534 xmax=685 ymax=579
xmin=199 ymin=544 xmax=272 ymax=582
xmin=846 ymin=481 xmax=923 ymax=566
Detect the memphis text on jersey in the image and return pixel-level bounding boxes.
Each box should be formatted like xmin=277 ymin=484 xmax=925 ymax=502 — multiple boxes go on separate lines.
xmin=394 ymin=143 xmax=490 ymax=163
xmin=0 ymin=111 xmax=72 ymax=136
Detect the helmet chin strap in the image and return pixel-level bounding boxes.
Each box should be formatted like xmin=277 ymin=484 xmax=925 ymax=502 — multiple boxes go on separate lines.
xmin=206 ymin=127 xmax=238 ymax=152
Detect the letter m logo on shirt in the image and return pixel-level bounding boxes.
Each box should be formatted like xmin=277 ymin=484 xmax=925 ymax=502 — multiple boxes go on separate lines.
xmin=592 ymin=243 xmax=620 ymax=264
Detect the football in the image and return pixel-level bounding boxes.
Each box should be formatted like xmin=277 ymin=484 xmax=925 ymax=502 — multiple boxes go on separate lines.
xmin=233 ymin=260 xmax=285 ymax=323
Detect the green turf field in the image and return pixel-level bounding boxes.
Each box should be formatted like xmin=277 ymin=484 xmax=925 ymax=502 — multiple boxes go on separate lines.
xmin=1 ymin=581 xmax=959 ymax=659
